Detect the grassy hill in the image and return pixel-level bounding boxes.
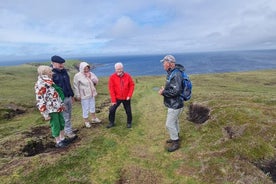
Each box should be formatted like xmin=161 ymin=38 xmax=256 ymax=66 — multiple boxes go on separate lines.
xmin=0 ymin=62 xmax=275 ymax=184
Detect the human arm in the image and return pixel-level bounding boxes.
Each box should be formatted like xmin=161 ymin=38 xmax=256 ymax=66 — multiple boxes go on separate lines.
xmin=162 ymin=70 xmax=183 ymax=98
xmin=90 ymin=72 xmax=99 ymax=85
xmin=108 ymin=75 xmax=117 ymax=103
xmin=126 ymin=74 xmax=135 ymax=100
xmin=73 ymin=74 xmax=81 ymax=100
xmin=35 ymin=84 xmax=50 ymax=120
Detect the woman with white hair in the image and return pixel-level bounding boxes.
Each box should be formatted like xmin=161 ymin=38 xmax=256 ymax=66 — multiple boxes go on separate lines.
xmin=35 ymin=65 xmax=69 ymax=148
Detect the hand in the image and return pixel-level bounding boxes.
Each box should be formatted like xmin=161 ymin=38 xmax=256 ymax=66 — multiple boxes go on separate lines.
xmin=158 ymin=86 xmax=164 ymax=95
xmin=126 ymin=97 xmax=130 ymax=100
xmin=45 ymin=116 xmax=51 ymax=121
xmin=75 ymin=97 xmax=81 ymax=101
xmin=71 ymin=97 xmax=75 ymax=103
xmin=61 ymin=105 xmax=66 ymax=111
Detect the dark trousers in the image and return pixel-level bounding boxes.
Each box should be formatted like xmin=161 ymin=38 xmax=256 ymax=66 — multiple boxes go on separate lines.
xmin=109 ymin=99 xmax=132 ymax=124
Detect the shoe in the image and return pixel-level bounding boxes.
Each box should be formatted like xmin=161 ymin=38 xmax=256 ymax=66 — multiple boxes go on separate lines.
xmin=92 ymin=117 xmax=101 ymax=124
xmin=85 ymin=122 xmax=91 ymax=128
xmin=106 ymin=123 xmax=114 ymax=128
xmin=55 ymin=141 xmax=67 ymax=148
xmin=62 ymin=136 xmax=77 ymax=145
xmin=166 ymin=139 xmax=173 ymax=143
xmin=72 ymin=129 xmax=79 ymax=134
xmin=167 ymin=134 xmax=180 ymax=143
xmin=65 ymin=132 xmax=77 ymax=139
xmin=167 ymin=140 xmax=180 ymax=152
xmin=127 ymin=123 xmax=132 ymax=128
xmin=166 ymin=137 xmax=180 ymax=143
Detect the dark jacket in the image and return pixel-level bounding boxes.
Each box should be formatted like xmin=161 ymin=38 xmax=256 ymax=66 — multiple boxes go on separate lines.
xmin=52 ymin=68 xmax=74 ymax=98
xmin=162 ymin=64 xmax=185 ymax=109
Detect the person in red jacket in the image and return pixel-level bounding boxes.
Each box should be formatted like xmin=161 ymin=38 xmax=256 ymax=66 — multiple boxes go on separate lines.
xmin=107 ymin=62 xmax=135 ymax=128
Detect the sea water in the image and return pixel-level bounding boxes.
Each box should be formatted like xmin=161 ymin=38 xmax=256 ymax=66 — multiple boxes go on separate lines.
xmin=1 ymin=49 xmax=276 ymax=77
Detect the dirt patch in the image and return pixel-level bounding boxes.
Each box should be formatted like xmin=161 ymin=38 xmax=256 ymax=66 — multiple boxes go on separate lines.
xmin=20 ymin=126 xmax=79 ymax=157
xmin=116 ymin=165 xmax=162 ymax=184
xmin=223 ymin=125 xmax=246 ymax=139
xmin=0 ymin=103 xmax=26 ymax=120
xmin=254 ymin=158 xmax=276 ymax=183
xmin=96 ymin=98 xmax=110 ymax=113
xmin=187 ymin=103 xmax=210 ymax=124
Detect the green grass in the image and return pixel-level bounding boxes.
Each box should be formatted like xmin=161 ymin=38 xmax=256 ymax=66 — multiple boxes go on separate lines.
xmin=0 ymin=62 xmax=275 ymax=184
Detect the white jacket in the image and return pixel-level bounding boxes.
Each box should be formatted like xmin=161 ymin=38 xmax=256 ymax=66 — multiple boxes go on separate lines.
xmin=73 ymin=62 xmax=98 ymax=100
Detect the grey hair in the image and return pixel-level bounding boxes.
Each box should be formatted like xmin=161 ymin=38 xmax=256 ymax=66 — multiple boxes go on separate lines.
xmin=37 ymin=65 xmax=52 ymax=76
xmin=114 ymin=62 xmax=123 ymax=69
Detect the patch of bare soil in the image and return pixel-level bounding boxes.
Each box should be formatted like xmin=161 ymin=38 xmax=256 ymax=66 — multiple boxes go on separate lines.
xmin=96 ymin=98 xmax=110 ymax=113
xmin=187 ymin=103 xmax=210 ymax=124
xmin=254 ymin=158 xmax=276 ymax=183
xmin=116 ymin=165 xmax=162 ymax=184
xmin=21 ymin=126 xmax=57 ymax=156
xmin=0 ymin=103 xmax=26 ymax=120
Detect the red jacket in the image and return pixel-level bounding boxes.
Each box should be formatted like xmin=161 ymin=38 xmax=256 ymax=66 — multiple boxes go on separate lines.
xmin=108 ymin=72 xmax=135 ymax=103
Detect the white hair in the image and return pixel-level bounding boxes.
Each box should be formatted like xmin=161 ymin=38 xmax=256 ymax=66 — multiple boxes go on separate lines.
xmin=37 ymin=65 xmax=52 ymax=76
xmin=114 ymin=62 xmax=123 ymax=69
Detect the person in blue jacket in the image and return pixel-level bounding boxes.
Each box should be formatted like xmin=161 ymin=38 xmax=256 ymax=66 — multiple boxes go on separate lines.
xmin=51 ymin=55 xmax=77 ymax=139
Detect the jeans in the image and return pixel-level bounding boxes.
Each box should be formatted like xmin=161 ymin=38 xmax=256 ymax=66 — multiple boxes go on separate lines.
xmin=109 ymin=99 xmax=132 ymax=124
xmin=62 ymin=97 xmax=73 ymax=134
xmin=166 ymin=108 xmax=183 ymax=140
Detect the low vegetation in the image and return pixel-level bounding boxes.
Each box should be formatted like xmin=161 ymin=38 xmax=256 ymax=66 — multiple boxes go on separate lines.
xmin=0 ymin=61 xmax=275 ymax=184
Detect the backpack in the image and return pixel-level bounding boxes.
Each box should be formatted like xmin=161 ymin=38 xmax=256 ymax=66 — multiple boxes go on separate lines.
xmin=169 ymin=69 xmax=192 ymax=101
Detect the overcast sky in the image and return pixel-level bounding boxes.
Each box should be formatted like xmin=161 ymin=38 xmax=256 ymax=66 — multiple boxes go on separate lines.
xmin=1 ymin=0 xmax=276 ymax=61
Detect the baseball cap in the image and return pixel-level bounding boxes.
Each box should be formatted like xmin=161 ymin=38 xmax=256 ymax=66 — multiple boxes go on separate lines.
xmin=160 ymin=55 xmax=176 ymax=63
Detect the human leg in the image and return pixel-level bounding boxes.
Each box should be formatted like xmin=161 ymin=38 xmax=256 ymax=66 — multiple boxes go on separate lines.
xmin=50 ymin=112 xmax=67 ymax=148
xmin=165 ymin=108 xmax=181 ymax=140
xmin=122 ymin=100 xmax=132 ymax=127
xmin=107 ymin=100 xmax=121 ymax=128
xmin=63 ymin=97 xmax=74 ymax=134
xmin=89 ymin=97 xmax=101 ymax=123
xmin=81 ymin=98 xmax=91 ymax=128
xmin=165 ymin=108 xmax=183 ymax=152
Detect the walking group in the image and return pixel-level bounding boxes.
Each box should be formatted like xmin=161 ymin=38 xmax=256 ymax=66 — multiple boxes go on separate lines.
xmin=35 ymin=54 xmax=187 ymax=152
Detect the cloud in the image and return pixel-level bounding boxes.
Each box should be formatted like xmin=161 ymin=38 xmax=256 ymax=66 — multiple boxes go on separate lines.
xmin=0 ymin=0 xmax=276 ymax=61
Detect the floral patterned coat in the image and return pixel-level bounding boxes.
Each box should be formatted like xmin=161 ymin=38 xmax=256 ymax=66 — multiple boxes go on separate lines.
xmin=35 ymin=75 xmax=64 ymax=119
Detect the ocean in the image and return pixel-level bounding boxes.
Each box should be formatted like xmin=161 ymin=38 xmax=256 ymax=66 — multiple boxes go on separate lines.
xmin=80 ymin=49 xmax=276 ymax=77
xmin=1 ymin=49 xmax=276 ymax=77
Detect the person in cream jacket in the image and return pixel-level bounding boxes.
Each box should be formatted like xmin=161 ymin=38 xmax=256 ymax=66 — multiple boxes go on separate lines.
xmin=73 ymin=62 xmax=101 ymax=128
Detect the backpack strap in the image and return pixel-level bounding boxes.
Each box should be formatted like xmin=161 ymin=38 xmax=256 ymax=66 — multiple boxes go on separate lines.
xmin=168 ymin=68 xmax=181 ymax=81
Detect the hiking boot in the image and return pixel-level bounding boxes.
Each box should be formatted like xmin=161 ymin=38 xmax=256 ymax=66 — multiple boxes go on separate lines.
xmin=127 ymin=123 xmax=132 ymax=128
xmin=106 ymin=123 xmax=115 ymax=128
xmin=166 ymin=139 xmax=174 ymax=143
xmin=55 ymin=141 xmax=67 ymax=148
xmin=85 ymin=122 xmax=91 ymax=128
xmin=65 ymin=132 xmax=77 ymax=139
xmin=62 ymin=136 xmax=77 ymax=145
xmin=166 ymin=137 xmax=180 ymax=143
xmin=167 ymin=140 xmax=180 ymax=152
xmin=91 ymin=117 xmax=101 ymax=124
xmin=72 ymin=129 xmax=79 ymax=134
xmin=166 ymin=134 xmax=180 ymax=143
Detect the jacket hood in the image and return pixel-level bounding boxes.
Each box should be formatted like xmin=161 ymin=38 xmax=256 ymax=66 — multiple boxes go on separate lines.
xmin=79 ymin=62 xmax=90 ymax=73
xmin=167 ymin=64 xmax=185 ymax=74
xmin=175 ymin=63 xmax=185 ymax=72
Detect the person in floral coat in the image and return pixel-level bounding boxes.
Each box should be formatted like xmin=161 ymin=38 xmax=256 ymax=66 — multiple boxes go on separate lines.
xmin=35 ymin=65 xmax=69 ymax=148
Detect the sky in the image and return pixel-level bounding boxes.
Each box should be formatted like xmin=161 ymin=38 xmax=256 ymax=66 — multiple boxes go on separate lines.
xmin=1 ymin=0 xmax=276 ymax=61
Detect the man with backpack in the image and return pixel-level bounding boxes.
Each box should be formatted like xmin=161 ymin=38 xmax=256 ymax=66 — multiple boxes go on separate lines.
xmin=158 ymin=55 xmax=186 ymax=152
